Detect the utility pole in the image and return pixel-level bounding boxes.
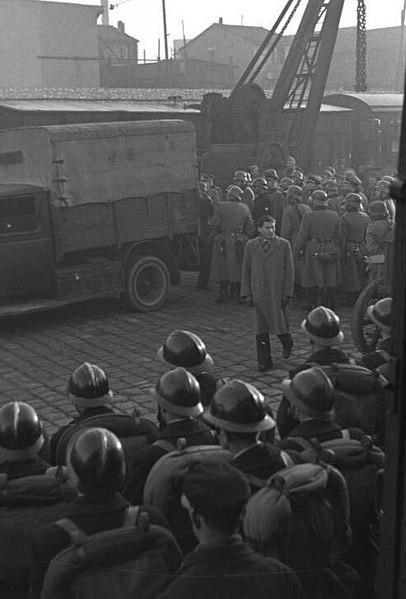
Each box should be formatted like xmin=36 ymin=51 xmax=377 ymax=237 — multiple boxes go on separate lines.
xmin=396 ymin=0 xmax=406 ymax=91
xmin=162 ymin=0 xmax=170 ymax=86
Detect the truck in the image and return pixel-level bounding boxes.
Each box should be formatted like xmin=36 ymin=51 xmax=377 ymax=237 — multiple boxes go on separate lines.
xmin=0 ymin=119 xmax=200 ymax=316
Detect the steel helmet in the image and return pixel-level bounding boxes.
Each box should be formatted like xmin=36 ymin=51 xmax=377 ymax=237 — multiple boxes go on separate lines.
xmin=307 ymin=173 xmax=323 ymax=185
xmin=68 ymin=362 xmax=112 ymax=408
xmin=226 ymin=184 xmax=243 ymax=201
xmin=345 ymin=171 xmax=362 ymax=186
xmin=68 ymin=427 xmax=125 ymax=492
xmin=281 ymin=367 xmax=335 ymax=419
xmin=323 ymin=179 xmax=339 ymax=193
xmin=204 ymin=379 xmax=275 ymax=433
xmin=369 ymin=200 xmax=389 ymax=218
xmin=287 ymin=184 xmax=302 ymax=201
xmin=311 ymin=189 xmax=329 ymax=204
xmin=151 ymin=367 xmax=202 ymax=417
xmin=252 ymin=177 xmax=268 ymax=190
xmin=292 ymin=169 xmax=304 ymax=182
xmin=233 ymin=170 xmax=248 ymax=183
xmin=367 ymin=297 xmax=392 ymax=334
xmin=301 ymin=306 xmax=344 ymax=346
xmin=157 ymin=329 xmax=214 ymax=371
xmin=280 ymin=177 xmax=294 ymax=190
xmin=345 ymin=192 xmax=362 ymax=208
xmin=0 ymin=401 xmax=44 ymax=455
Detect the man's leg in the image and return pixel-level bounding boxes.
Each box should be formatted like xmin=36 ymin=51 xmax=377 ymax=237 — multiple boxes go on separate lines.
xmin=214 ymin=281 xmax=228 ymax=303
xmin=256 ymin=333 xmax=273 ymax=372
xmin=278 ymin=333 xmax=294 ymax=359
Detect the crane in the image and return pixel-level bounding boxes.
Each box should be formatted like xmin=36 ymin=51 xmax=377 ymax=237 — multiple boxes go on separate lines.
xmin=201 ymin=0 xmax=367 ymax=175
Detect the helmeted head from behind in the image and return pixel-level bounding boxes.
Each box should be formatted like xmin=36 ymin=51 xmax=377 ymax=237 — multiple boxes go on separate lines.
xmin=367 ymin=297 xmax=392 ymax=335
xmin=0 ymin=401 xmax=44 ymax=461
xmin=68 ymin=362 xmax=113 ymax=411
xmin=301 ymin=306 xmax=344 ymax=347
xmin=151 ymin=367 xmax=203 ymax=419
xmin=281 ymin=367 xmax=335 ymax=422
xmin=157 ymin=329 xmax=214 ymax=373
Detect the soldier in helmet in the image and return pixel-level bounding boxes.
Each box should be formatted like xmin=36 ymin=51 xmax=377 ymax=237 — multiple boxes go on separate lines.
xmin=374 ymin=178 xmax=396 ymax=223
xmin=209 ymin=184 xmax=253 ymax=304
xmin=0 ymin=402 xmax=49 ymax=479
xmin=277 ymin=367 xmax=367 ymax=453
xmin=276 ymin=306 xmax=351 ymax=438
xmin=361 ymin=297 xmax=394 ymax=383
xmin=49 ymin=362 xmax=159 ymax=466
xmin=232 ymin=170 xmax=254 ymax=213
xmin=365 ymin=200 xmax=394 ymax=282
xmin=280 ymin=185 xmax=311 ymax=296
xmin=344 ymin=170 xmax=368 ymax=211
xmin=203 ymin=379 xmax=300 ymax=491
xmin=241 ymin=215 xmax=294 ymax=372
xmin=295 ymin=189 xmax=341 ymax=311
xmin=30 ymin=428 xmax=169 ymax=599
xmin=251 ymin=177 xmax=275 ymax=224
xmin=291 ymin=169 xmax=305 ymax=188
xmin=303 ymin=173 xmax=323 ymax=204
xmin=123 ymin=368 xmax=214 ymax=504
xmin=157 ymin=330 xmax=218 ymax=407
xmin=341 ymin=193 xmax=371 ymax=304
xmin=323 ymin=179 xmax=345 ymax=215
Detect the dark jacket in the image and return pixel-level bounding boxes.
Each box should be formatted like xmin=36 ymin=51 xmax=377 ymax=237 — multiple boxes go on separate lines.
xmin=123 ymin=418 xmax=215 ymax=505
xmin=0 ymin=455 xmax=50 ymax=480
xmin=158 ymin=536 xmax=304 ymax=599
xmin=29 ymin=491 xmax=169 ymax=599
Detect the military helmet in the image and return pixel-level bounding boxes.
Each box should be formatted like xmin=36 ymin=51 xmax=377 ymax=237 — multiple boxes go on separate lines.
xmin=311 ymin=189 xmax=329 ymax=205
xmin=233 ymin=170 xmax=248 ymax=183
xmin=323 ymin=179 xmax=339 ymax=192
xmin=344 ymin=171 xmax=362 ymax=186
xmin=68 ymin=427 xmax=125 ymax=492
xmin=367 ymin=297 xmax=392 ymax=334
xmin=157 ymin=329 xmax=214 ymax=371
xmin=369 ymin=200 xmax=389 ymax=218
xmin=287 ymin=184 xmax=302 ymax=201
xmin=281 ymin=367 xmax=335 ymax=419
xmin=0 ymin=401 xmax=44 ymax=455
xmin=292 ymin=169 xmax=304 ymax=182
xmin=301 ymin=306 xmax=344 ymax=346
xmin=307 ymin=173 xmax=323 ymax=185
xmin=345 ymin=192 xmax=362 ymax=207
xmin=203 ymin=379 xmax=275 ymax=433
xmin=280 ymin=177 xmax=294 ymax=191
xmin=68 ymin=362 xmax=112 ymax=408
xmin=151 ymin=367 xmax=202 ymax=417
xmin=226 ymin=184 xmax=243 ymax=201
xmin=252 ymin=177 xmax=268 ymax=190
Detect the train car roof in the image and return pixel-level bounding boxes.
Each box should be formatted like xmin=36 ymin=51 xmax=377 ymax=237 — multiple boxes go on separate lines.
xmin=0 ymin=100 xmax=200 ymax=114
xmin=323 ymin=93 xmax=403 ymax=111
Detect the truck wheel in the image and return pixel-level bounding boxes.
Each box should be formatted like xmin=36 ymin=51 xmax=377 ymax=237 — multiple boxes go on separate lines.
xmin=351 ymin=278 xmax=383 ymax=354
xmin=125 ymin=255 xmax=170 ymax=312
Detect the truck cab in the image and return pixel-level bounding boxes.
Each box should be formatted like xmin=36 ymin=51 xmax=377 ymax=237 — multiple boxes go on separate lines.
xmin=0 ymin=184 xmax=54 ymax=299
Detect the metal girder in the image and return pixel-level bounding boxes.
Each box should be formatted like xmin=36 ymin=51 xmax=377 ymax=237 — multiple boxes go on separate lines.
xmin=355 ymin=0 xmax=367 ymax=91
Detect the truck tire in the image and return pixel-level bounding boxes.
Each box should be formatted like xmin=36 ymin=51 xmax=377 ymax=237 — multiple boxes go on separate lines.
xmin=351 ymin=278 xmax=383 ymax=354
xmin=125 ymin=255 xmax=170 ymax=312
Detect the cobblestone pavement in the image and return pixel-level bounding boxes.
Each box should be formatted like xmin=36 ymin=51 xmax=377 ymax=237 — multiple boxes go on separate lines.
xmin=0 ymin=273 xmax=359 ymax=436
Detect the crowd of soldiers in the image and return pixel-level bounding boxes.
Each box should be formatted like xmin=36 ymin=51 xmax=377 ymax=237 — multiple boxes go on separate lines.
xmin=198 ymin=157 xmax=395 ymax=311
xmin=0 ymin=294 xmax=393 ymax=599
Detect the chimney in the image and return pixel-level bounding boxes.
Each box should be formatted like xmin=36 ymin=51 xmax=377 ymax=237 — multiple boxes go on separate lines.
xmin=219 ymin=17 xmax=223 ymax=24
xmin=100 ymin=0 xmax=109 ymax=26
xmin=117 ymin=20 xmax=125 ymax=33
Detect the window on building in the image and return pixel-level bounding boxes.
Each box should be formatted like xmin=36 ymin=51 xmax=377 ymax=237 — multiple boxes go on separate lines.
xmin=0 ymin=196 xmax=38 ymax=235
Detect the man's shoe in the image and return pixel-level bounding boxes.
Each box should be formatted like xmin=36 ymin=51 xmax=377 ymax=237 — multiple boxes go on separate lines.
xmin=258 ymin=361 xmax=273 ymax=373
xmin=282 ymin=339 xmax=293 ymax=360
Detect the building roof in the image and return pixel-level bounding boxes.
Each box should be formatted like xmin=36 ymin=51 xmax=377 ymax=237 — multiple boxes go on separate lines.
xmin=98 ymin=25 xmax=139 ymax=44
xmin=180 ymin=22 xmax=269 ymax=52
xmin=323 ymin=93 xmax=404 ymax=110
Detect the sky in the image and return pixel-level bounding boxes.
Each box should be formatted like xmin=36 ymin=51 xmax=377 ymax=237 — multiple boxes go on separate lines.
xmin=54 ymin=0 xmax=406 ymax=59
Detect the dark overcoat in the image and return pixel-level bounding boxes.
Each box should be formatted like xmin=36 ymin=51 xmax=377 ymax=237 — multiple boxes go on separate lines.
xmin=295 ymin=206 xmax=341 ymax=288
xmin=280 ymin=202 xmax=311 ymax=285
xmin=340 ymin=209 xmax=370 ymax=292
xmin=241 ymin=236 xmax=294 ymax=335
xmin=209 ymin=201 xmax=253 ymax=283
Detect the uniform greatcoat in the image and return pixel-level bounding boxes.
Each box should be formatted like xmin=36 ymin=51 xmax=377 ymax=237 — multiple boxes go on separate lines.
xmin=365 ymin=218 xmax=393 ymax=281
xmin=295 ymin=206 xmax=341 ymax=288
xmin=280 ymin=202 xmax=311 ymax=285
xmin=209 ymin=201 xmax=253 ymax=284
xmin=241 ymin=236 xmax=294 ymax=335
xmin=340 ymin=209 xmax=370 ymax=292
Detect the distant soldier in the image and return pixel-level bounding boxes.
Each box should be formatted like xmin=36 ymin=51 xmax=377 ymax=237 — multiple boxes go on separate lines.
xmin=241 ymin=215 xmax=294 ymax=372
xmin=279 ymin=176 xmax=294 ymax=194
xmin=375 ymin=178 xmax=396 ymax=223
xmin=344 ymin=170 xmax=369 ymax=212
xmin=200 ymin=173 xmax=222 ymax=206
xmin=196 ymin=179 xmax=214 ymax=289
xmin=252 ymin=177 xmax=275 ymax=224
xmin=324 ymin=179 xmax=345 ymax=215
xmin=209 ymin=185 xmax=253 ymax=304
xmin=340 ymin=193 xmax=370 ymax=304
xmin=365 ymin=200 xmax=394 ymax=282
xmin=232 ymin=170 xmax=255 ymax=213
xmin=303 ymin=173 xmax=323 ymax=204
xmin=248 ymin=164 xmax=261 ymax=179
xmin=280 ymin=185 xmax=311 ymax=294
xmin=361 ymin=297 xmax=394 ymax=383
xmin=291 ymin=169 xmax=305 ymax=188
xmin=264 ymin=168 xmax=286 ymax=234
xmin=295 ymin=189 xmax=341 ymax=311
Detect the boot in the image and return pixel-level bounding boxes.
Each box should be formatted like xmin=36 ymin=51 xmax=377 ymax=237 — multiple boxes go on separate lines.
xmin=229 ymin=282 xmax=243 ymax=305
xmin=256 ymin=333 xmax=273 ymax=372
xmin=214 ymin=281 xmax=227 ymax=303
xmin=326 ymin=287 xmax=336 ymax=311
xmin=278 ymin=333 xmax=294 ymax=359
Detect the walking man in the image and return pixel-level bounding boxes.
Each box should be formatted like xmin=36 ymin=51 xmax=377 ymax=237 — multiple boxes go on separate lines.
xmin=241 ymin=215 xmax=294 ymax=372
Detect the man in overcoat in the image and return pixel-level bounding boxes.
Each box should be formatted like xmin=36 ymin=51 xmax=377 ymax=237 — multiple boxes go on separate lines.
xmin=241 ymin=215 xmax=294 ymax=372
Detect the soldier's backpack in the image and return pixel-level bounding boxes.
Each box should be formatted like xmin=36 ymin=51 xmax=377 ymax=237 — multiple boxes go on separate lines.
xmin=288 ymin=435 xmax=385 ymax=536
xmin=144 ymin=443 xmax=232 ymax=553
xmin=40 ymin=507 xmax=182 ymax=599
xmin=53 ymin=412 xmax=159 ymax=472
xmin=0 ymin=467 xmax=77 ymax=596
